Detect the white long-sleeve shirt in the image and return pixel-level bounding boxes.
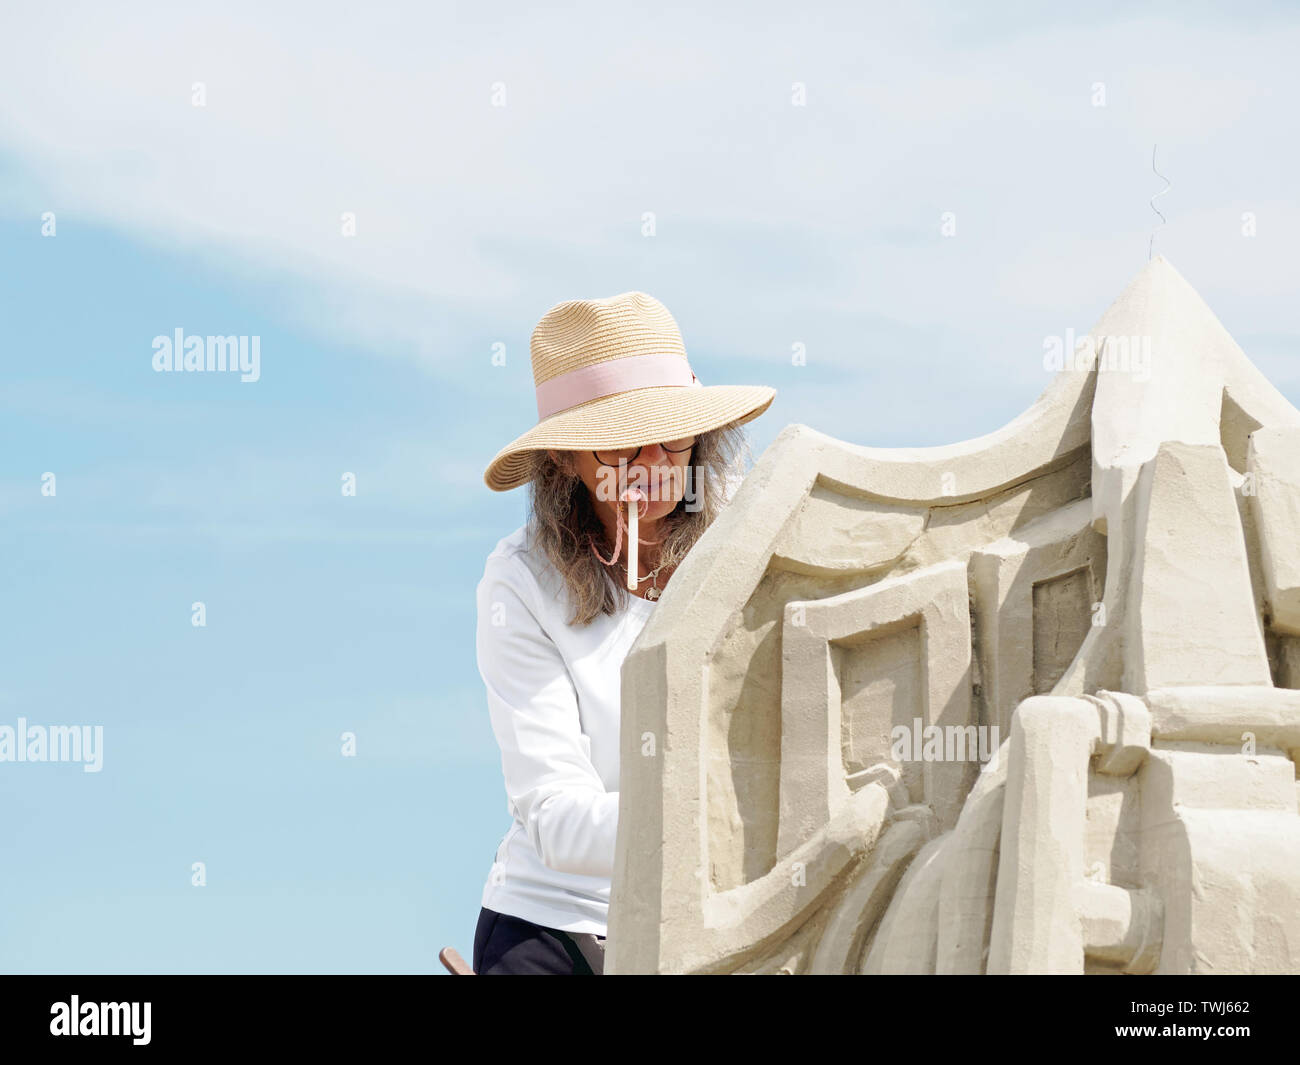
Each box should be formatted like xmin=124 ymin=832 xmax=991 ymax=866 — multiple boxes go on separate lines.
xmin=476 ymin=521 xmax=657 ymax=935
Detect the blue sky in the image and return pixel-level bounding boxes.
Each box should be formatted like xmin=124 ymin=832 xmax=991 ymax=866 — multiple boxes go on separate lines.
xmin=1 ymin=1 xmax=1298 ymax=973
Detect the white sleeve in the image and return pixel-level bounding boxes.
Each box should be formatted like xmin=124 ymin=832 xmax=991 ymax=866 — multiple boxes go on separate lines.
xmin=475 ymin=551 xmax=619 ymax=878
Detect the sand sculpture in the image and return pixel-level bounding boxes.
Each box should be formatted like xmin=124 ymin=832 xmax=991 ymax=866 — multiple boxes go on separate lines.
xmin=607 ymin=257 xmax=1300 ymax=974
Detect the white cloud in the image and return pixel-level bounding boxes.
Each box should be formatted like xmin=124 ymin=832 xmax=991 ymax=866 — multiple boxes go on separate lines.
xmin=1 ymin=0 xmax=1296 ymax=432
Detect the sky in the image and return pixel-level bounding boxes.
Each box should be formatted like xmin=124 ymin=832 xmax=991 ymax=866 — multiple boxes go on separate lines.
xmin=0 ymin=0 xmax=1297 ymax=973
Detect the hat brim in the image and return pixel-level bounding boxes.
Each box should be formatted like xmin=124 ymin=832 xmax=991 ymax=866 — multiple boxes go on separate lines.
xmin=482 ymin=383 xmax=777 ymax=492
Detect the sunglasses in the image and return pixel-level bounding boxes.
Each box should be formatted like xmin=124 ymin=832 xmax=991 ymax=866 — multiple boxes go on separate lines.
xmin=592 ymin=436 xmax=696 ymax=467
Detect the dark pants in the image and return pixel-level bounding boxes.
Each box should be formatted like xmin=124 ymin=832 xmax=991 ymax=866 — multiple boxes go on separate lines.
xmin=472 ymin=906 xmax=605 ymax=975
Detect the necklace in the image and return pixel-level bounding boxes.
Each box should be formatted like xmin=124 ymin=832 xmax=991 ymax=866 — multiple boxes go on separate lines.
xmin=632 ymin=558 xmax=670 ymax=601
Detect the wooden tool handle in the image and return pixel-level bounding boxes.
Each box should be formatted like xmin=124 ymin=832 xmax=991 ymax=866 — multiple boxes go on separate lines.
xmin=438 ymin=946 xmax=475 ymax=975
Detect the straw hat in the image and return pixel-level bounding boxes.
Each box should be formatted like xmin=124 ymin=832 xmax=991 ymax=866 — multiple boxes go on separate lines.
xmin=483 ymin=291 xmax=777 ymax=491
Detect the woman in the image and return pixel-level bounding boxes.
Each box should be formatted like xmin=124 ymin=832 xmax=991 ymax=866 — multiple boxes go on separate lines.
xmin=472 ymin=291 xmax=776 ymax=974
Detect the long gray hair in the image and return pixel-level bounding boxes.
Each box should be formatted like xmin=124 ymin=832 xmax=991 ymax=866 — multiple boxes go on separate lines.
xmin=525 ymin=422 xmax=753 ymax=626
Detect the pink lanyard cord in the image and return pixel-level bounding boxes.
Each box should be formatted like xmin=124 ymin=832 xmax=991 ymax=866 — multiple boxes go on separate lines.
xmin=589 ymin=487 xmax=651 ymax=567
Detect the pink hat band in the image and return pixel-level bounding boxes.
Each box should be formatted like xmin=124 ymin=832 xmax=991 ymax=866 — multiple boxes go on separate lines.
xmin=535 ymin=351 xmax=701 ymax=421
